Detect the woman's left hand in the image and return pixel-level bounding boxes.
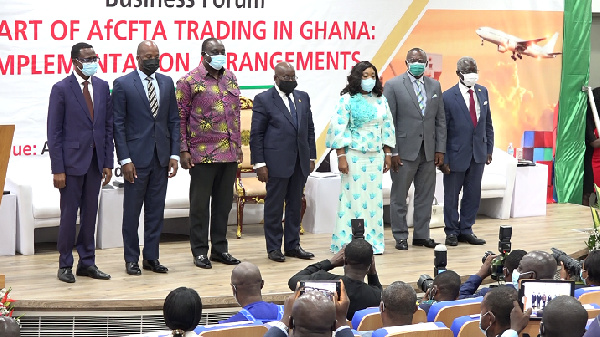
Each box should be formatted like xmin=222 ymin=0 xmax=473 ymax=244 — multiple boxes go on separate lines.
xmin=383 ymin=155 xmax=391 ymax=173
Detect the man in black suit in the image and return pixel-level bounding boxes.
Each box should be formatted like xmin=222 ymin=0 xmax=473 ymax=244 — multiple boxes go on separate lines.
xmin=250 ymin=62 xmax=316 ymax=262
xmin=112 ymin=40 xmax=180 ymax=275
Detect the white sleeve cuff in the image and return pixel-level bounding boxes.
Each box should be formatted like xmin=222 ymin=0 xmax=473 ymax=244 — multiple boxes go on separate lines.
xmin=170 ymin=155 xmax=180 ymax=162
xmin=392 ymin=153 xmax=398 ymax=157
xmin=268 ymin=321 xmax=289 ymax=336
xmin=120 ymin=158 xmax=132 ymax=166
xmin=253 ymin=162 xmax=267 ymax=170
xmin=335 ymin=326 xmax=351 ymax=333
xmin=501 ymin=329 xmax=518 ymax=337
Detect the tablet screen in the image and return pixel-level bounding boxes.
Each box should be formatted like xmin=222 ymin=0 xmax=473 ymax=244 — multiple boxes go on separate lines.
xmin=519 ymin=280 xmax=574 ymax=316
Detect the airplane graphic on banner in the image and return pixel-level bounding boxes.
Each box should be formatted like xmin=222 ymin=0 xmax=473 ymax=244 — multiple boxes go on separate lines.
xmin=476 ymin=26 xmax=562 ymax=61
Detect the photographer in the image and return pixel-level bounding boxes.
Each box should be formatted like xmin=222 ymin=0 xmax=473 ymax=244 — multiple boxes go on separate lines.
xmin=560 ymin=250 xmax=600 ymax=287
xmin=459 ymin=250 xmax=527 ymax=299
xmin=418 ymin=270 xmax=461 ymax=314
xmin=288 ymin=239 xmax=382 ymax=320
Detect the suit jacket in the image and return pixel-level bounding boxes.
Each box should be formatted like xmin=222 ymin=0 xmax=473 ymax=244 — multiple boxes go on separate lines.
xmin=442 ymin=83 xmax=494 ymax=172
xmin=383 ymin=72 xmax=446 ymax=162
xmin=250 ymin=87 xmax=316 ymax=178
xmin=47 ymin=74 xmax=114 ymax=176
xmin=112 ymin=70 xmax=180 ymax=168
xmin=264 ymin=326 xmax=354 ymax=337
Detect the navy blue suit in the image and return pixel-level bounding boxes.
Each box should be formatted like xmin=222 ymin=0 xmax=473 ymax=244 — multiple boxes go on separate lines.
xmin=250 ymin=87 xmax=316 ymax=252
xmin=112 ymin=70 xmax=180 ymax=263
xmin=442 ymin=83 xmax=494 ymax=236
xmin=47 ymin=73 xmax=113 ymax=268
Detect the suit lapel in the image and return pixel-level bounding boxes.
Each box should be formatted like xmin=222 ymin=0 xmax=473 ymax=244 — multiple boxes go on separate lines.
xmin=294 ymin=92 xmax=302 ymax=129
xmin=402 ymin=73 xmax=421 ymax=113
xmin=156 ymin=74 xmax=167 ymax=118
xmin=475 ymin=85 xmax=486 ymax=126
xmin=91 ymin=76 xmax=102 ymax=125
xmin=271 ymin=88 xmax=296 ymax=129
xmin=454 ymin=85 xmax=474 ymax=129
xmin=132 ymin=72 xmax=152 ymax=115
xmin=68 ymin=74 xmax=92 ymax=123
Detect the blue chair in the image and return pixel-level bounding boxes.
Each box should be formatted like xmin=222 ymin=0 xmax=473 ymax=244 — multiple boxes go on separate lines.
xmin=427 ymin=297 xmax=483 ymax=328
xmin=449 ymin=314 xmax=482 ymax=337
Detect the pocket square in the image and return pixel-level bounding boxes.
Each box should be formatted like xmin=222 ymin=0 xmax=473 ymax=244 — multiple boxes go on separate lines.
xmin=432 ymin=94 xmax=438 ymax=98
xmin=484 ymin=101 xmax=488 ymax=105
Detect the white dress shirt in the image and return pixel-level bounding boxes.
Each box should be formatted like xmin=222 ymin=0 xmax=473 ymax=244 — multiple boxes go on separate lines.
xmin=459 ymin=81 xmax=480 ymax=122
xmin=73 ymin=71 xmax=93 ymax=102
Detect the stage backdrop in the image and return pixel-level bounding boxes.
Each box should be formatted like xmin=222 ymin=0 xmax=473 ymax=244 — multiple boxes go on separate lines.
xmin=0 ymin=0 xmax=563 ymax=171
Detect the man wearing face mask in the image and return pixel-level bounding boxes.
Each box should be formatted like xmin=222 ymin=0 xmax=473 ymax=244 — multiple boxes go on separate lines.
xmin=383 ymin=47 xmax=446 ymax=251
xmin=441 ymin=56 xmax=494 ymax=247
xmin=478 ymin=286 xmax=524 ymax=337
xmin=511 ymin=250 xmax=557 ymax=289
xmin=47 ymin=42 xmax=113 ymax=283
xmin=113 ymin=40 xmax=181 ymax=276
xmin=176 ymin=37 xmax=241 ymax=269
xmin=250 ymin=62 xmax=316 ymax=262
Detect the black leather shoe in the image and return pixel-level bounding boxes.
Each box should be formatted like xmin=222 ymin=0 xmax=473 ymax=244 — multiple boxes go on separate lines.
xmin=210 ymin=252 xmax=241 ymax=265
xmin=125 ymin=262 xmax=142 ymax=275
xmin=285 ymin=246 xmax=314 ymax=260
xmin=268 ymin=250 xmax=286 ymax=262
xmin=194 ymin=255 xmax=212 ymax=269
xmin=143 ymin=259 xmax=168 ymax=273
xmin=58 ymin=267 xmax=76 ymax=283
xmin=395 ymin=239 xmax=408 ymax=250
xmin=76 ymin=264 xmax=111 ymax=280
xmin=412 ymin=238 xmax=439 ymax=248
xmin=458 ymin=233 xmax=486 ymax=245
xmin=445 ymin=234 xmax=458 ymax=246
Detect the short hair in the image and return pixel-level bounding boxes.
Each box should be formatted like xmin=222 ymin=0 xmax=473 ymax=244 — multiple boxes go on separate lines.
xmin=584 ymin=250 xmax=600 ymax=284
xmin=456 ymin=56 xmax=476 ymax=72
xmin=345 ymin=239 xmax=373 ymax=267
xmin=543 ymin=296 xmax=588 ymax=337
xmin=71 ymin=42 xmax=93 ymax=59
xmin=433 ymin=270 xmax=460 ymax=300
xmin=406 ymin=47 xmax=427 ymax=61
xmin=483 ymin=286 xmax=518 ymax=327
xmin=163 ymin=287 xmax=203 ymax=334
xmin=505 ymin=250 xmax=527 ymax=273
xmin=340 ymin=61 xmax=383 ymax=97
xmin=382 ymin=281 xmax=417 ymax=316
xmin=520 ymin=251 xmax=556 ymax=279
xmin=201 ymin=37 xmax=219 ymax=53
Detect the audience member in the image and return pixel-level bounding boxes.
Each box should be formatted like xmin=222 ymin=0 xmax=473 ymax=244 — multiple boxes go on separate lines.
xmin=163 ymin=287 xmax=203 ymax=337
xmin=560 ymin=249 xmax=600 ymax=286
xmin=288 ymin=239 xmax=382 ymax=320
xmin=219 ymin=262 xmax=281 ymax=323
xmin=459 ymin=249 xmax=527 ymax=298
xmin=510 ymin=295 xmax=588 ymax=337
xmin=0 ymin=316 xmax=19 ymax=337
xmin=419 ymin=270 xmax=461 ymax=314
xmin=479 ymin=286 xmax=519 ymax=337
xmin=512 ymin=250 xmax=557 ymax=288
xmin=265 ymin=282 xmax=352 ymax=337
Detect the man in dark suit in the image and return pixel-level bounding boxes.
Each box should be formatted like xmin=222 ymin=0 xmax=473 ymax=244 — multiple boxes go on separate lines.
xmin=47 ymin=42 xmax=113 ymax=283
xmin=383 ymin=47 xmax=447 ymax=250
xmin=250 ymin=62 xmax=316 ymax=262
xmin=113 ymin=40 xmax=180 ymax=275
xmin=441 ymin=57 xmax=493 ymax=246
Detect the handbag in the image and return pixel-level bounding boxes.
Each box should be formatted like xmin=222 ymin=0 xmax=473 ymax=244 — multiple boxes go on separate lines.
xmin=430 ymin=197 xmax=444 ymax=228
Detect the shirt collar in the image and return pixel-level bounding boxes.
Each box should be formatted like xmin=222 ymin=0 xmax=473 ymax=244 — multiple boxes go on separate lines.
xmin=201 ymin=62 xmax=226 ymax=79
xmin=459 ymin=81 xmax=474 ymax=94
xmin=137 ymin=69 xmax=155 ymax=82
xmin=73 ymin=71 xmax=92 ymax=85
xmin=408 ymin=72 xmax=424 ymax=85
xmin=274 ymin=83 xmax=293 ymax=98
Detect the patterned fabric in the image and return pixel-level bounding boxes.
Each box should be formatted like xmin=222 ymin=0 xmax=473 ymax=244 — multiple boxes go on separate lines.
xmin=417 ymin=80 xmax=426 ymax=115
xmin=326 ymin=93 xmax=396 ymax=254
xmin=176 ymin=64 xmax=241 ymax=163
xmin=146 ymin=76 xmax=158 ymax=118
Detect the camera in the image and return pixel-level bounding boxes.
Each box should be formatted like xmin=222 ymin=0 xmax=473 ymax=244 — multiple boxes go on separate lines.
xmin=551 ymin=247 xmax=582 ymax=277
xmin=434 ymin=245 xmax=447 ymax=276
xmin=417 ymin=274 xmax=434 ymax=293
xmin=351 ymin=219 xmax=365 ymax=240
xmin=481 ymin=226 xmax=512 ymax=281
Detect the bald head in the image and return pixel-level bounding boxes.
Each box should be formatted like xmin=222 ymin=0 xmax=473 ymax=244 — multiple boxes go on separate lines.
xmin=291 ymin=291 xmax=336 ymax=335
xmin=137 ymin=40 xmax=158 ymax=56
xmin=518 ymin=251 xmax=557 ymax=280
xmin=274 ymin=62 xmax=294 ymax=77
xmin=231 ymin=262 xmax=262 ymax=285
xmin=456 ymin=56 xmax=476 ymax=73
xmin=542 ymin=296 xmax=588 ymax=337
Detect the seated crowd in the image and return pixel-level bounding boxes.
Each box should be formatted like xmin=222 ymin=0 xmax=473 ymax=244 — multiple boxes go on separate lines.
xmin=153 ymin=244 xmax=600 ymax=337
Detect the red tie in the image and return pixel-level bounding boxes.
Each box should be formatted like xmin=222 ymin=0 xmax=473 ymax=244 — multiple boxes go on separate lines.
xmin=468 ymin=89 xmax=477 ymax=127
xmin=82 ymin=80 xmax=94 ymax=120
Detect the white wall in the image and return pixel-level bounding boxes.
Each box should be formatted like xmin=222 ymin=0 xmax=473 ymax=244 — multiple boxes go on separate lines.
xmin=591 ymin=14 xmax=600 ymax=88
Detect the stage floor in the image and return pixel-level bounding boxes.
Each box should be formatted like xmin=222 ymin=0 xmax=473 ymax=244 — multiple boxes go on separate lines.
xmin=0 ymin=203 xmax=591 ymax=312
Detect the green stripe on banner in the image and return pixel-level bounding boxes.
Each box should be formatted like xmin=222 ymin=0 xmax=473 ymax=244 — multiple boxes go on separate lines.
xmin=240 ymin=85 xmax=273 ymax=90
xmin=555 ymin=0 xmax=592 ymax=203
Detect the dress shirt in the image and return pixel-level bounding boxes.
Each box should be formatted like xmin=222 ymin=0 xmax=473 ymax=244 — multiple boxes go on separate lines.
xmin=73 ymin=71 xmax=93 ymax=102
xmin=218 ymin=301 xmax=280 ymax=323
xmin=408 ymin=72 xmax=427 ymax=110
xmin=459 ymin=81 xmax=480 ymax=121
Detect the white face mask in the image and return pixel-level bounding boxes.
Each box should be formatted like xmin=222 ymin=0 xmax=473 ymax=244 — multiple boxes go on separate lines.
xmin=461 ymin=72 xmax=479 ymax=87
xmin=479 ymin=312 xmax=491 ymax=336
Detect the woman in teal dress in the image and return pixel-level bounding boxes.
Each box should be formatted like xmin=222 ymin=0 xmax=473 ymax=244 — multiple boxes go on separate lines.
xmin=326 ymin=61 xmax=396 ymax=254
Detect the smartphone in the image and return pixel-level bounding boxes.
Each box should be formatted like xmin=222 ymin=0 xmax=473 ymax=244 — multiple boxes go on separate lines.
xmin=298 ymin=280 xmax=341 ymax=301
xmin=351 ymin=218 xmax=365 ymax=239
xmin=518 ymin=279 xmax=574 ymax=320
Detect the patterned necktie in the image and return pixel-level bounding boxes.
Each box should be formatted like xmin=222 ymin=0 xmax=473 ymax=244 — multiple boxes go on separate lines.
xmin=416 ymin=80 xmax=426 ymax=115
xmin=146 ymin=76 xmax=158 ymax=118
xmin=82 ymin=80 xmax=93 ymax=120
xmin=287 ymin=94 xmax=298 ymax=127
xmin=468 ymin=89 xmax=477 ymax=127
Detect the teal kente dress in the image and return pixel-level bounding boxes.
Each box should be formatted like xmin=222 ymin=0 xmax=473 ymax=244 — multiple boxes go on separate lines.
xmin=325 ymin=93 xmax=396 ymax=254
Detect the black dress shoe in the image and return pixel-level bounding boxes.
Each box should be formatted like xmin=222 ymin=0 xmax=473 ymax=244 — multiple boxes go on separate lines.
xmin=76 ymin=265 xmax=111 ymax=280
xmin=143 ymin=259 xmax=168 ymax=273
xmin=126 ymin=262 xmax=142 ymax=275
xmin=210 ymin=252 xmax=241 ymax=265
xmin=395 ymin=239 xmax=408 ymax=250
xmin=412 ymin=238 xmax=439 ymax=248
xmin=458 ymin=233 xmax=486 ymax=245
xmin=194 ymin=255 xmax=212 ymax=269
xmin=285 ymin=246 xmax=315 ymax=260
xmin=58 ymin=267 xmax=76 ymax=283
xmin=268 ymin=250 xmax=286 ymax=262
xmin=445 ymin=234 xmax=458 ymax=246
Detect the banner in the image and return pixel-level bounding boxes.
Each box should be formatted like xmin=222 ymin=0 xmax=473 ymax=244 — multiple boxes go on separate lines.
xmin=0 ymin=0 xmax=563 ymax=170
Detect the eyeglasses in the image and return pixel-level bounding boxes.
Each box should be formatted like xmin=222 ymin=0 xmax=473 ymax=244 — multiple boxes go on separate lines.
xmin=460 ymin=70 xmax=479 ymax=74
xmin=407 ymin=59 xmax=427 ymax=64
xmin=278 ymin=75 xmax=298 ymax=81
xmin=77 ymin=56 xmax=99 ymax=63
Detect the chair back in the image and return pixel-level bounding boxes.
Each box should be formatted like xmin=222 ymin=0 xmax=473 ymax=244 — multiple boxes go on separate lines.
xmin=456 ymin=319 xmax=485 ymax=337
xmin=578 ymin=289 xmax=600 ymax=305
xmin=519 ymin=320 xmax=540 ymax=337
xmin=239 ymin=97 xmax=254 ymax=171
xmin=429 ymin=297 xmax=483 ymax=328
xmin=354 ymin=307 xmax=427 ymax=331
xmin=198 ymin=325 xmax=267 ymax=337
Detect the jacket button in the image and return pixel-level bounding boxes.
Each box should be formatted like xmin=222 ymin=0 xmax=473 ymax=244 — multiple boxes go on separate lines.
xmin=90 ymin=144 xmax=93 ymax=148
xmin=419 ymin=134 xmax=422 ymax=137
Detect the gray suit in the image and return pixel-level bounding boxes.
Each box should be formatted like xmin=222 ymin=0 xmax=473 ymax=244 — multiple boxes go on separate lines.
xmin=383 ymin=72 xmax=446 ymax=241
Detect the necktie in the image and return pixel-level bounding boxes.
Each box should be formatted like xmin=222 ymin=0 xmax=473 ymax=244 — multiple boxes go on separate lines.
xmin=468 ymin=89 xmax=477 ymax=127
xmin=146 ymin=76 xmax=158 ymax=118
xmin=416 ymin=80 xmax=426 ymax=115
xmin=82 ymin=80 xmax=94 ymax=120
xmin=287 ymin=94 xmax=298 ymax=127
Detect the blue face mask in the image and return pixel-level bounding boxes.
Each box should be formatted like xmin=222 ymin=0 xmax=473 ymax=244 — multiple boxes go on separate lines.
xmin=512 ymin=269 xmax=521 ymax=289
xmin=361 ymin=78 xmax=376 ymax=92
xmin=208 ymin=54 xmax=227 ymax=70
xmin=407 ymin=62 xmax=426 ymax=77
xmin=80 ymin=62 xmax=98 ymax=77
xmin=479 ymin=312 xmax=490 ymax=336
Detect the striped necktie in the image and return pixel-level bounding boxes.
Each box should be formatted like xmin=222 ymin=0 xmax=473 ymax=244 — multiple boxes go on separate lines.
xmin=146 ymin=76 xmax=158 ymax=118
xmin=416 ymin=80 xmax=426 ymax=115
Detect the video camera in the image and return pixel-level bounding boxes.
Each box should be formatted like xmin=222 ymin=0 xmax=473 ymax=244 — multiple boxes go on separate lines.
xmin=481 ymin=226 xmax=512 ymax=281
xmin=551 ymin=247 xmax=582 ymax=278
xmin=351 ymin=219 xmax=365 ymax=240
xmin=417 ymin=274 xmax=434 ymax=294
